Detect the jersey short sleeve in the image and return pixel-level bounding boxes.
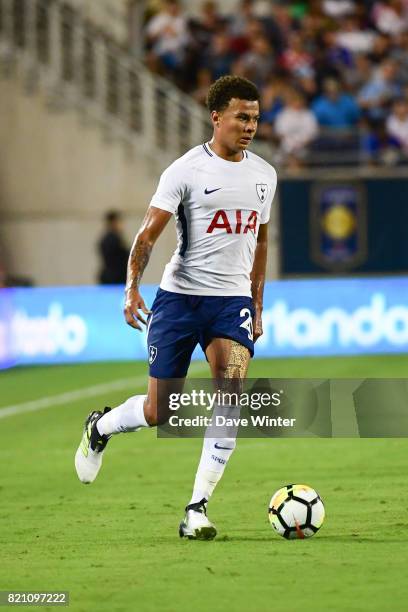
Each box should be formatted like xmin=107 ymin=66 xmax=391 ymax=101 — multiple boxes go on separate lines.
xmin=259 ymin=166 xmax=278 ymax=224
xmin=149 ymin=161 xmax=186 ymax=214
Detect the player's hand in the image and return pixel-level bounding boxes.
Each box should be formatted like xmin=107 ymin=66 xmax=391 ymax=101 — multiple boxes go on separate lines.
xmin=124 ymin=289 xmax=152 ymax=331
xmin=253 ymin=305 xmax=263 ymax=342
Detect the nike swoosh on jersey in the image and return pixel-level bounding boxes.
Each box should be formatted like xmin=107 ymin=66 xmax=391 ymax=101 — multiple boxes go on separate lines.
xmin=214 ymin=442 xmax=234 ymax=450
xmin=204 ymin=187 xmax=222 ymax=194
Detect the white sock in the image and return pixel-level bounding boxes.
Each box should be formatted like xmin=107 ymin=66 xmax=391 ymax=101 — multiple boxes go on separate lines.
xmin=189 ymin=404 xmax=239 ymax=506
xmin=96 ymin=395 xmax=149 ymax=435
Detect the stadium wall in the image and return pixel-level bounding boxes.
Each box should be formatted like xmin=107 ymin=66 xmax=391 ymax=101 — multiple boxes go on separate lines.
xmin=63 ymin=0 xmax=129 ymax=43
xmin=1 ymin=277 xmax=407 ymax=368
xmin=0 ymin=77 xmax=177 ymax=286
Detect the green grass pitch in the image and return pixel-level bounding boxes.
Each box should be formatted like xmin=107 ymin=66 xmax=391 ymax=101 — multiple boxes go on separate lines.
xmin=1 ymin=355 xmax=408 ymax=612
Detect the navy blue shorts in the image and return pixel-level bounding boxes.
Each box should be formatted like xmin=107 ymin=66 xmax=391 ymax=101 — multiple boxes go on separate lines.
xmin=146 ymin=289 xmax=255 ymax=378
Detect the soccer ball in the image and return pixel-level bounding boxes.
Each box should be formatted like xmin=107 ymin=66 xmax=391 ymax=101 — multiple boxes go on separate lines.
xmin=268 ymin=484 xmax=325 ymax=539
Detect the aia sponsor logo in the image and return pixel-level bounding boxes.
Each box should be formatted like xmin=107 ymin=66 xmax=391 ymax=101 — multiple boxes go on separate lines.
xmin=206 ymin=210 xmax=258 ymax=234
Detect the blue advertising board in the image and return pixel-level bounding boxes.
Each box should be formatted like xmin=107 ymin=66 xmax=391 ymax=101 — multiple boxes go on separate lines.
xmin=0 ymin=277 xmax=407 ymax=368
xmin=279 ymin=177 xmax=408 ymax=275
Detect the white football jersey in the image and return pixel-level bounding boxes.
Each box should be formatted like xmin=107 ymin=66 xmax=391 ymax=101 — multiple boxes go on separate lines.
xmin=149 ymin=142 xmax=277 ymax=296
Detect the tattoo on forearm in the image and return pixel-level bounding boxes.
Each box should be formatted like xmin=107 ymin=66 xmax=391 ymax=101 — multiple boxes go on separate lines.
xmin=127 ymin=237 xmax=152 ymax=290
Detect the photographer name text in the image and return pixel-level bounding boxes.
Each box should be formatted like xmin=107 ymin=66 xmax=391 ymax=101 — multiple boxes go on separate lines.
xmin=168 ymin=415 xmax=296 ymax=428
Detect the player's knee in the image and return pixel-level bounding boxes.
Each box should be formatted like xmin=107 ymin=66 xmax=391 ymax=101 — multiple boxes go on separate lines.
xmin=144 ymin=398 xmax=158 ymax=426
xmin=212 ymin=362 xmax=231 ymax=379
xmin=144 ymin=396 xmax=171 ymax=427
xmin=214 ymin=342 xmax=249 ymax=379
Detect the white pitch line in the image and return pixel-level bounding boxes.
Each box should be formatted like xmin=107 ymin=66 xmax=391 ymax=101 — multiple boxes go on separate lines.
xmin=0 ymin=376 xmax=144 ymax=420
xmin=0 ymin=362 xmax=207 ymax=420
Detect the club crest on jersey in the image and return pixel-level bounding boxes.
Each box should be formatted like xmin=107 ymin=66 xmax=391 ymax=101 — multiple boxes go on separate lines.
xmin=148 ymin=345 xmax=157 ymax=364
xmin=256 ymin=183 xmax=268 ymax=203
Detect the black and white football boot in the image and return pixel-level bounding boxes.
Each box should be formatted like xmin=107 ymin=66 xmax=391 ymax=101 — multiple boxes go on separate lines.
xmin=75 ymin=408 xmax=111 ymax=484
xmin=179 ymin=498 xmax=217 ymax=540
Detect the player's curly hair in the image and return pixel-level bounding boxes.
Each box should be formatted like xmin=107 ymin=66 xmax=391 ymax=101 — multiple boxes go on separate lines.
xmin=206 ymin=75 xmax=260 ymax=112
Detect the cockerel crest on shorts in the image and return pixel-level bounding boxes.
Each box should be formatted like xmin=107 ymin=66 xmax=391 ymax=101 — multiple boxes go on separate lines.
xmin=148 ymin=345 xmax=157 ymax=364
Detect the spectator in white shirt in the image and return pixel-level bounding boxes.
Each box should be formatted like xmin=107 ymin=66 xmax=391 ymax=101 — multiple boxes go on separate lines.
xmin=371 ymin=0 xmax=408 ymax=36
xmin=336 ymin=16 xmax=376 ymax=54
xmin=274 ymin=90 xmax=319 ymax=166
xmin=386 ymin=97 xmax=408 ymax=153
xmin=145 ymin=0 xmax=187 ymax=73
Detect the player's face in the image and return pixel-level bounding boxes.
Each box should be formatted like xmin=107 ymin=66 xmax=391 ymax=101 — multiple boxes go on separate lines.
xmin=212 ymin=98 xmax=260 ymax=153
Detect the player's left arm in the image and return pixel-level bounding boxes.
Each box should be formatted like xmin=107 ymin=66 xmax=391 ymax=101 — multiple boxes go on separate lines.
xmin=250 ymin=223 xmax=268 ymax=342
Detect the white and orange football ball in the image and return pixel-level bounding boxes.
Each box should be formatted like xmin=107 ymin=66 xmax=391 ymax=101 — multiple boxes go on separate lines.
xmin=268 ymin=484 xmax=325 ymax=539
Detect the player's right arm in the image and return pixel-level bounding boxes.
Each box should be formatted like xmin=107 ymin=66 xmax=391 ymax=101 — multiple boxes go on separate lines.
xmin=125 ymin=158 xmax=186 ymax=329
xmin=124 ymin=206 xmax=172 ymax=330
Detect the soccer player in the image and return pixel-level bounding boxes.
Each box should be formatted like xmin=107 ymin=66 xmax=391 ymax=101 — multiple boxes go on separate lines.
xmin=75 ymin=75 xmax=277 ymax=540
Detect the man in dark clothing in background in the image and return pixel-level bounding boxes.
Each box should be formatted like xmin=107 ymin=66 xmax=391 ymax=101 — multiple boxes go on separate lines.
xmin=98 ymin=210 xmax=129 ymax=285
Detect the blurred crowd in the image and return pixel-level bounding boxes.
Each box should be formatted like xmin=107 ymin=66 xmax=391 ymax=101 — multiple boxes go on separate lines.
xmin=141 ymin=0 xmax=408 ymax=168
